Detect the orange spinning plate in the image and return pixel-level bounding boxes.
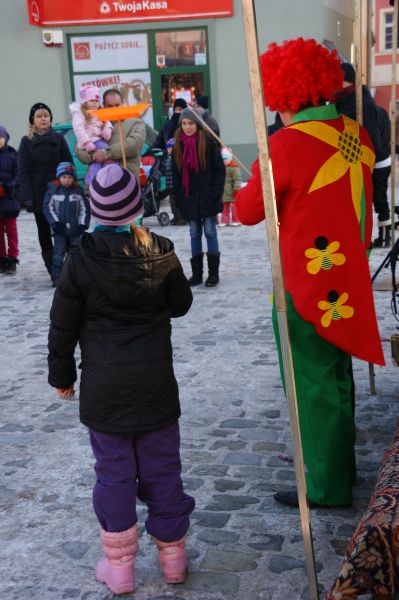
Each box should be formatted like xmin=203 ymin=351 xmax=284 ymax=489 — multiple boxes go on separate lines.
xmin=89 ymin=104 xmax=150 ymax=121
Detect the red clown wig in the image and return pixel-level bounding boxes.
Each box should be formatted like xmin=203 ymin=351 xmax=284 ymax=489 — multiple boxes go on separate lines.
xmin=260 ymin=37 xmax=343 ymax=113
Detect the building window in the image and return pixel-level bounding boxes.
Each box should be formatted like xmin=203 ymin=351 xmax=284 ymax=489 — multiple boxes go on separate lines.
xmin=383 ymin=10 xmax=399 ymax=51
xmin=155 ymin=30 xmax=207 ymax=68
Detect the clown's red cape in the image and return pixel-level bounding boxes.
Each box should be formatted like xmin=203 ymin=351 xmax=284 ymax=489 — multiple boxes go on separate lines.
xmin=236 ymin=104 xmax=385 ymax=366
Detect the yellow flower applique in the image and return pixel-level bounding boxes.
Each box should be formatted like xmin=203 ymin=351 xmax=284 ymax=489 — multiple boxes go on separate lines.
xmin=318 ymin=290 xmax=354 ymax=328
xmin=305 ymin=236 xmax=346 ymax=275
xmin=290 ymin=115 xmax=375 ymax=221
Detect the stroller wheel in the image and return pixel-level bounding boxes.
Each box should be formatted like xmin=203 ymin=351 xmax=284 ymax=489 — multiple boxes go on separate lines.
xmin=158 ymin=212 xmax=170 ymax=226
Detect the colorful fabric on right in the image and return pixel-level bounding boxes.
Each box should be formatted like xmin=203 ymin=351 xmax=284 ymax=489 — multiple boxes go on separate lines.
xmin=327 ymin=422 xmax=399 ymax=598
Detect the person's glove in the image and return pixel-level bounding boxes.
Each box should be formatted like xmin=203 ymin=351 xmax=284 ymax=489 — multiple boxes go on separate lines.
xmin=78 ymin=224 xmax=87 ymax=234
xmin=83 ymin=141 xmax=97 ymax=152
xmin=101 ymin=126 xmax=113 ymax=141
xmin=52 ymin=222 xmax=65 ymax=235
xmin=233 ymin=189 xmax=240 ymax=200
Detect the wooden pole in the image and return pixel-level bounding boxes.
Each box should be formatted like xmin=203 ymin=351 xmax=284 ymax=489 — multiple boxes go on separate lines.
xmin=118 ymin=120 xmax=127 ymax=169
xmin=241 ymin=2 xmax=319 ymax=599
xmin=391 ymin=0 xmax=398 ymax=248
xmin=354 ymin=0 xmax=377 ymax=394
xmin=187 ymin=106 xmax=251 ymax=176
xmin=354 ymin=0 xmax=363 ymax=125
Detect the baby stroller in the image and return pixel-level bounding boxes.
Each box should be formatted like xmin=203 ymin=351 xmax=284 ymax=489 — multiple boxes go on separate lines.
xmin=140 ymin=149 xmax=170 ymax=226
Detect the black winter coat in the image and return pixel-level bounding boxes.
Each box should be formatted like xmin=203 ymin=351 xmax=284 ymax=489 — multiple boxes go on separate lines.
xmin=43 ymin=181 xmax=90 ymax=236
xmin=17 ymin=129 xmax=73 ymax=213
xmin=334 ymin=86 xmax=381 ymax=159
xmin=0 ymin=145 xmax=19 ymax=218
xmin=48 ymin=230 xmax=192 ymax=436
xmin=152 ymin=113 xmax=181 ymax=152
xmin=172 ymin=138 xmax=226 ymax=220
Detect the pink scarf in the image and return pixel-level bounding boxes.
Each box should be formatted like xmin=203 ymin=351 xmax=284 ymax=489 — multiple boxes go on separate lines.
xmin=181 ymin=131 xmax=199 ymax=196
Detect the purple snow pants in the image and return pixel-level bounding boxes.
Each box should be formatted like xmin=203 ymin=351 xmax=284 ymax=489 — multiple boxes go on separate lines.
xmin=88 ymin=421 xmax=195 ymax=542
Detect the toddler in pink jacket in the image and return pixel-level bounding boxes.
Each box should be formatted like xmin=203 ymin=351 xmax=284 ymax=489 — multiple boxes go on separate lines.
xmin=70 ymin=85 xmax=113 ymax=184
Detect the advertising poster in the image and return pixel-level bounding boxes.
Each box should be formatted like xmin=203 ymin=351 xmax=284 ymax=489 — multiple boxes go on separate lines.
xmin=71 ymin=33 xmax=148 ymax=72
xmin=73 ymin=71 xmax=154 ymax=127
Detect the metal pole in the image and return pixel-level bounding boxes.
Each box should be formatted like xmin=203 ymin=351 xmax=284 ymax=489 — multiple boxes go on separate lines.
xmin=241 ymin=2 xmax=319 ymax=599
xmin=391 ymin=0 xmax=398 ymax=248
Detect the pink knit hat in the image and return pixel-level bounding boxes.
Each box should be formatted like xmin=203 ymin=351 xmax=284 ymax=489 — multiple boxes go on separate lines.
xmin=89 ymin=164 xmax=143 ymax=226
xmin=79 ymin=85 xmax=100 ymax=103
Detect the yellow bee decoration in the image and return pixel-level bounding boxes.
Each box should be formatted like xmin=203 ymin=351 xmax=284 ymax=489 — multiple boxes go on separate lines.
xmin=305 ymin=236 xmax=346 ymax=275
xmin=318 ymin=290 xmax=354 ymax=328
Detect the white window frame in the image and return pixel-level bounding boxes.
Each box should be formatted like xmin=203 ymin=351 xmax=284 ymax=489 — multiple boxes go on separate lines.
xmin=379 ymin=8 xmax=396 ymax=53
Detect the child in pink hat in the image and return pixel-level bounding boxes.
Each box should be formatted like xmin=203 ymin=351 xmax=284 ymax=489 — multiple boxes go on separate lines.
xmin=70 ymin=85 xmax=114 ymax=184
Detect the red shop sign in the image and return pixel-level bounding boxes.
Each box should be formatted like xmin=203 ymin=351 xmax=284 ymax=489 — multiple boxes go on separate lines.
xmin=27 ymin=0 xmax=233 ymax=26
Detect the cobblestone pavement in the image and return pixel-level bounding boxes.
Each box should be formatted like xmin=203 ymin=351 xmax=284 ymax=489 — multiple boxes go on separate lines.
xmin=1 ymin=210 xmax=398 ymax=600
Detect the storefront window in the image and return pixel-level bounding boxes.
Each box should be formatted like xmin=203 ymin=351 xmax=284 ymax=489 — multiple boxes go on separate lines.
xmin=160 ymin=73 xmax=205 ymax=116
xmin=155 ymin=30 xmax=207 ymax=68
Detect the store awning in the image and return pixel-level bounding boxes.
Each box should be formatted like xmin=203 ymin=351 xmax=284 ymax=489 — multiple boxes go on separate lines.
xmin=26 ymin=0 xmax=233 ymax=27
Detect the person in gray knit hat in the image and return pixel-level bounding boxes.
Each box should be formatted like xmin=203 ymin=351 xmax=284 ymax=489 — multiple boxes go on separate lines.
xmin=47 ymin=162 xmax=194 ymax=595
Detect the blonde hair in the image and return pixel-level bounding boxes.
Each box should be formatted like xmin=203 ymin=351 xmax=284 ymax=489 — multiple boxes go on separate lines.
xmin=81 ymin=101 xmax=105 ymax=128
xmin=130 ymin=223 xmax=151 ymax=249
xmin=28 ymin=108 xmax=51 ymax=140
xmin=81 ymin=102 xmax=95 ymax=123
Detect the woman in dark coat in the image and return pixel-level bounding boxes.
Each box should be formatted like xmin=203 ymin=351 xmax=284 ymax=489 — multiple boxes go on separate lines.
xmin=47 ymin=164 xmax=194 ymax=595
xmin=172 ymin=107 xmax=225 ymax=287
xmin=17 ymin=103 xmax=73 ymax=276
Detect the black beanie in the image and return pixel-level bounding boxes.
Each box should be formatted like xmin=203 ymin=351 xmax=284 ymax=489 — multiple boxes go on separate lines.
xmin=173 ymin=98 xmax=187 ymax=110
xmin=29 ymin=102 xmax=53 ymax=125
xmin=340 ymin=63 xmax=355 ymax=84
xmin=196 ymin=95 xmax=209 ymax=110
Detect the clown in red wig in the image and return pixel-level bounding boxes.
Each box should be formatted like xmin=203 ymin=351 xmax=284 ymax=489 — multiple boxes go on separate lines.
xmin=236 ymin=38 xmax=384 ymax=508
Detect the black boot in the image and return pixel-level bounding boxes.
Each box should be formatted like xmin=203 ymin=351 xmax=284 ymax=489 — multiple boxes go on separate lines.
xmin=0 ymin=257 xmax=6 ymax=274
xmin=205 ymin=252 xmax=220 ymax=287
xmin=188 ymin=253 xmax=203 ymax=286
xmin=374 ymin=221 xmax=391 ymax=248
xmin=5 ymin=257 xmax=18 ymax=275
xmin=384 ymin=227 xmax=391 ymax=248
xmin=373 ymin=227 xmax=384 ymax=248
xmin=41 ymin=250 xmax=53 ymax=276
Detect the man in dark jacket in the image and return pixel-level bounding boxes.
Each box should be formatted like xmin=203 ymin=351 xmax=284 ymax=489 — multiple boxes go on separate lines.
xmin=193 ymin=96 xmax=221 ymax=138
xmin=333 ymin=63 xmax=392 ymax=247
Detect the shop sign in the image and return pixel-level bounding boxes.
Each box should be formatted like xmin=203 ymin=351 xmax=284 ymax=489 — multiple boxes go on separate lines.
xmin=71 ymin=34 xmax=148 ymax=72
xmin=27 ymin=0 xmax=233 ymax=26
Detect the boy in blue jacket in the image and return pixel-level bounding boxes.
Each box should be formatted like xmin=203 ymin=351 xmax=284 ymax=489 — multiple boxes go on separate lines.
xmin=43 ymin=162 xmax=90 ymax=286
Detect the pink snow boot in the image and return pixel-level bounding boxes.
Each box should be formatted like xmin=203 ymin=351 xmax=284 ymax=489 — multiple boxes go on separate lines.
xmin=96 ymin=524 xmax=138 ymax=595
xmin=154 ymin=536 xmax=188 ymax=583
